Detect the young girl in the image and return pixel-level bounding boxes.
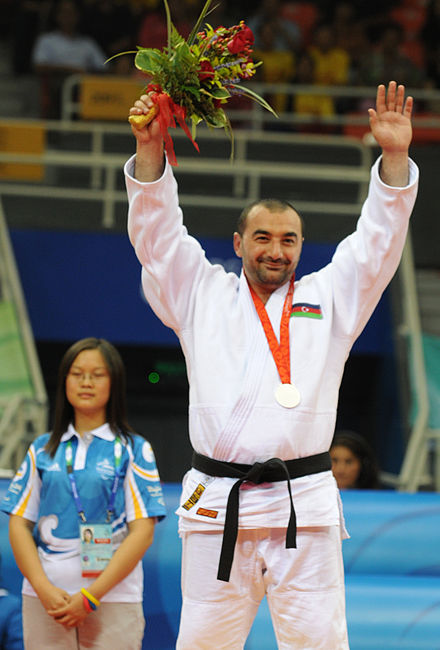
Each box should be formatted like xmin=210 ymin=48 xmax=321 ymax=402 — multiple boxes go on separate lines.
xmin=330 ymin=430 xmax=380 ymax=490
xmin=1 ymin=337 xmax=166 ymax=649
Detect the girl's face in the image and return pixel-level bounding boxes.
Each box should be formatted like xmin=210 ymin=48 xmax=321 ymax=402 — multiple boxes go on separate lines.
xmin=65 ymin=349 xmax=111 ymax=424
xmin=330 ymin=444 xmax=361 ymax=489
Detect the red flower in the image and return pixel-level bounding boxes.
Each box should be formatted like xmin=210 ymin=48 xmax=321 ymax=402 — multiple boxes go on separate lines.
xmin=198 ymin=59 xmax=215 ymax=81
xmin=227 ymin=25 xmax=254 ymax=54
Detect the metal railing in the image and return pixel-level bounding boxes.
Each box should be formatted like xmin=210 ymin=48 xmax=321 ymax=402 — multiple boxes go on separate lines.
xmin=0 ymin=119 xmax=373 ymax=228
xmin=0 ymin=197 xmax=48 ymax=470
xmin=61 ymin=75 xmax=440 ymax=133
xmin=392 ymin=237 xmax=440 ymax=492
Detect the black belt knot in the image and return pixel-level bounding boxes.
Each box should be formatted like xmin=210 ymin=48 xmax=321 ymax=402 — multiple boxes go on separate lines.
xmin=191 ymin=451 xmax=331 ymax=582
xmin=243 ymin=458 xmax=280 ymax=484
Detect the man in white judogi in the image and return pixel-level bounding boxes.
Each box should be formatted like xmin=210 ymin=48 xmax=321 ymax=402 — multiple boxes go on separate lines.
xmin=125 ymin=82 xmax=418 ymax=649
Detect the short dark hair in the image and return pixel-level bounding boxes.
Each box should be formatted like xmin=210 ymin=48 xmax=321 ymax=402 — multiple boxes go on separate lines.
xmin=330 ymin=430 xmax=380 ymax=489
xmin=236 ymin=198 xmax=305 ymax=237
xmin=46 ymin=337 xmax=133 ymax=457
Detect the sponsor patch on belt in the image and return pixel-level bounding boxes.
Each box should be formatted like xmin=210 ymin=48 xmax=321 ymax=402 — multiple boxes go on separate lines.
xmin=291 ymin=303 xmax=323 ymax=319
xmin=197 ymin=507 xmax=218 ymax=519
xmin=182 ymin=484 xmax=205 ymax=510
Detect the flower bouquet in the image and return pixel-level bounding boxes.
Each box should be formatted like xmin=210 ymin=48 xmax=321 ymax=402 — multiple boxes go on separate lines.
xmin=114 ymin=0 xmax=276 ymax=165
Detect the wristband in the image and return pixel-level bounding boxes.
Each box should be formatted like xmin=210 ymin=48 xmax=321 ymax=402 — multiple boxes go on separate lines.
xmin=80 ymin=588 xmax=100 ymax=610
xmin=81 ymin=593 xmax=93 ymax=613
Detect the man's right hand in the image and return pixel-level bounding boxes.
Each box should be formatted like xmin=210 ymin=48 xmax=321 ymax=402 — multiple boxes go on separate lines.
xmin=129 ymin=94 xmax=165 ymax=182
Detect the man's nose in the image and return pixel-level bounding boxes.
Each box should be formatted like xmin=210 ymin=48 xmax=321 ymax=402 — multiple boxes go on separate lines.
xmin=268 ymin=240 xmax=282 ymax=258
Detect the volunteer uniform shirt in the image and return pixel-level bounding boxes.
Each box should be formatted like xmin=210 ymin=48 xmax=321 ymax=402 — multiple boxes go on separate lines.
xmin=1 ymin=423 xmax=166 ymax=602
xmin=125 ymin=155 xmax=418 ymax=535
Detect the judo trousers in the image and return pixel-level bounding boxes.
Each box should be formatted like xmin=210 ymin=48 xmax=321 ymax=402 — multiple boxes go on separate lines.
xmin=177 ymin=526 xmax=349 ymax=650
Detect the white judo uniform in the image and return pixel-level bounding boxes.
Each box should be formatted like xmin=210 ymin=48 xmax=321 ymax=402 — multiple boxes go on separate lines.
xmin=125 ymin=154 xmax=419 ymax=649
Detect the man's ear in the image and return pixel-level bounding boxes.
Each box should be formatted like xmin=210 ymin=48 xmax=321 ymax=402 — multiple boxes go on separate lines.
xmin=233 ymin=232 xmax=242 ymax=258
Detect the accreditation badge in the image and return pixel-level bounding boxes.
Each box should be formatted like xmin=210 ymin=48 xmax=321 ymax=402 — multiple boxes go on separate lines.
xmin=80 ymin=523 xmax=113 ymax=577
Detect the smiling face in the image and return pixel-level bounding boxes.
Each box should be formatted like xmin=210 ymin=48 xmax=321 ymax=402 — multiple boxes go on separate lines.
xmin=65 ymin=348 xmax=111 ymax=426
xmin=233 ymin=204 xmax=303 ymax=303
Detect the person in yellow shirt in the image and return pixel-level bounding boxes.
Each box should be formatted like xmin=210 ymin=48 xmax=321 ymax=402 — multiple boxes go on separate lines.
xmin=253 ymin=20 xmax=296 ymax=114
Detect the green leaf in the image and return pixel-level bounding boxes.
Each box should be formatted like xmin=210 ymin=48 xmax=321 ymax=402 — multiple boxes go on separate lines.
xmin=172 ymin=40 xmax=192 ymax=67
xmin=135 ymin=49 xmax=167 ymax=74
xmin=182 ymin=85 xmax=200 ymax=99
xmin=205 ymin=109 xmax=228 ymax=128
xmin=210 ymin=87 xmax=231 ymax=99
xmin=105 ymin=50 xmax=136 ymax=65
xmin=187 ymin=0 xmax=218 ymax=46
xmin=163 ymin=0 xmax=172 ymax=51
xmin=169 ymin=24 xmax=187 ymax=51
xmin=229 ymin=83 xmax=279 ymax=117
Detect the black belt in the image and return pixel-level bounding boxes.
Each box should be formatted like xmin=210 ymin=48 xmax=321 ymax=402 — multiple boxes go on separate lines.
xmin=191 ymin=451 xmax=332 ymax=582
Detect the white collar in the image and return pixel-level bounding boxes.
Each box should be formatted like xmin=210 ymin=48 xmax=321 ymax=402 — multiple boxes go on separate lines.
xmin=61 ymin=422 xmax=116 ymax=442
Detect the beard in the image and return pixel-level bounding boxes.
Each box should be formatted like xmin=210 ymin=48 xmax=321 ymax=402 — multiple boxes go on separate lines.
xmin=254 ymin=259 xmax=293 ymax=288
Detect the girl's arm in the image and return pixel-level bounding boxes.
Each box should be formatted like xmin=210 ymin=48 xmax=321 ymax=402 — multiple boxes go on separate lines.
xmin=50 ymin=517 xmax=155 ymax=627
xmin=9 ymin=515 xmax=71 ymax=612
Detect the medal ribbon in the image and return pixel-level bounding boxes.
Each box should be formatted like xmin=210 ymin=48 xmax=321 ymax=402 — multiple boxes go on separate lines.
xmin=247 ymin=274 xmax=295 ymax=385
xmin=66 ymin=436 xmax=122 ymax=524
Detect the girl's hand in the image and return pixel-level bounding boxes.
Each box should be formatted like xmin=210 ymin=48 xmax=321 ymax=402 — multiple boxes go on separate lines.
xmin=36 ymin=583 xmax=70 ymax=613
xmin=48 ymin=591 xmax=89 ymax=628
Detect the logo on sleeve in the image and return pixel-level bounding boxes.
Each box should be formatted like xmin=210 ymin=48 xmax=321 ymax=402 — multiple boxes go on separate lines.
xmin=291 ymin=303 xmax=323 ymax=319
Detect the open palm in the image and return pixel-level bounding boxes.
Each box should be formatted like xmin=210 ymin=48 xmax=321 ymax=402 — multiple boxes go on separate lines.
xmin=368 ymin=82 xmax=413 ymax=153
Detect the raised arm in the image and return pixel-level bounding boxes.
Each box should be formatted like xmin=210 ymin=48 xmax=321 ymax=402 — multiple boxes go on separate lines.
xmin=368 ymin=81 xmax=413 ymax=187
xmin=129 ymin=94 xmax=165 ymax=182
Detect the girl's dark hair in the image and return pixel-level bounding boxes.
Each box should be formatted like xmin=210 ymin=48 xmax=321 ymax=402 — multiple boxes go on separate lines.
xmin=236 ymin=198 xmax=305 ymax=237
xmin=45 ymin=337 xmax=133 ymax=457
xmin=330 ymin=430 xmax=380 ymax=489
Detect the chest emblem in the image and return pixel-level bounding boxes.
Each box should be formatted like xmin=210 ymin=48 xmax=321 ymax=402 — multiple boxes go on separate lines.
xmin=291 ymin=303 xmax=323 ymax=319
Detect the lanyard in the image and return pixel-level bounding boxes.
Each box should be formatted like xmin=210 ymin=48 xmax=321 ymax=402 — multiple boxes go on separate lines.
xmin=247 ymin=274 xmax=295 ymax=385
xmin=66 ymin=436 xmax=123 ymax=523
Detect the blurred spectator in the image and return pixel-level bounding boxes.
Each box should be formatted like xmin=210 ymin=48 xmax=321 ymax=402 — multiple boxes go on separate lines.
xmin=345 ymin=23 xmax=375 ymax=86
xmin=324 ymin=1 xmax=358 ymax=51
xmin=32 ymin=0 xmax=107 ymax=118
xmin=357 ymin=21 xmax=425 ymax=89
xmin=11 ymin=1 xmax=52 ymax=76
xmin=307 ymin=22 xmax=350 ymax=86
xmin=247 ymin=0 xmax=302 ymax=53
xmin=306 ymin=22 xmax=350 ymax=117
xmin=136 ymin=0 xmax=196 ymax=50
xmin=291 ymin=50 xmax=335 ymax=127
xmin=389 ymin=0 xmax=427 ymax=69
xmin=330 ymin=430 xmax=380 ymax=490
xmin=421 ymin=0 xmax=440 ymax=88
xmin=0 ymin=554 xmax=24 ymax=650
xmin=82 ymin=0 xmax=136 ymax=73
xmin=253 ymin=20 xmax=296 ymax=114
xmin=279 ymin=1 xmax=320 ymax=48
